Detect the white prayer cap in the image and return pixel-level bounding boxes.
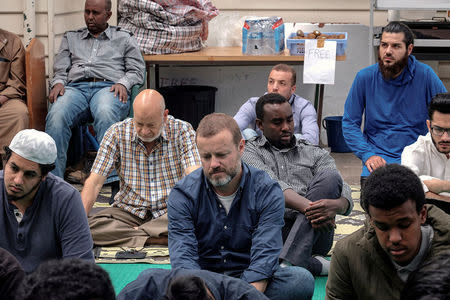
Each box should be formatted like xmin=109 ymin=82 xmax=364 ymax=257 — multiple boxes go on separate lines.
xmin=9 ymin=129 xmax=57 ymax=165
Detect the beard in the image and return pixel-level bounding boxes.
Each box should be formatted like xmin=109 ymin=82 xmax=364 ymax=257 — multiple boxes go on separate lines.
xmin=138 ymin=125 xmax=164 ymax=143
xmin=431 ymin=135 xmax=450 ymax=154
xmin=6 ymin=179 xmax=41 ymax=202
xmin=267 ymin=133 xmax=294 ymax=150
xmin=378 ymin=51 xmax=409 ymax=80
xmin=206 ymin=162 xmax=241 ymax=188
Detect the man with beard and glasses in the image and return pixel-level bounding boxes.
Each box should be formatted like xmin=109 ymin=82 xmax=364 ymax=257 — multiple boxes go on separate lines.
xmin=168 ymin=113 xmax=315 ymax=300
xmin=402 ymin=93 xmax=450 ymax=213
xmin=242 ymin=93 xmax=353 ymax=277
xmin=45 ymin=0 xmax=144 ymax=182
xmin=342 ymin=21 xmax=447 ymax=187
xmin=82 ymin=89 xmax=201 ymax=247
xmin=0 ymin=130 xmax=93 ymax=272
xmin=326 ymin=164 xmax=450 ymax=300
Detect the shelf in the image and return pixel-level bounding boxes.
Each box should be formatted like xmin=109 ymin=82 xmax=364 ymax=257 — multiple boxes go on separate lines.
xmin=375 ymin=0 xmax=450 ymax=10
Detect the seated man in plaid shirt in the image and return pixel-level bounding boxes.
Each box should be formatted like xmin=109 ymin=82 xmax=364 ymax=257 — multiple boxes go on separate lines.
xmin=242 ymin=93 xmax=353 ymax=276
xmin=81 ymin=89 xmax=201 ymax=247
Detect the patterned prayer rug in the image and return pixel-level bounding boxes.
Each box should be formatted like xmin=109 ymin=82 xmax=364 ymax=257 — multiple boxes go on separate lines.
xmin=73 ymin=183 xmax=365 ymax=262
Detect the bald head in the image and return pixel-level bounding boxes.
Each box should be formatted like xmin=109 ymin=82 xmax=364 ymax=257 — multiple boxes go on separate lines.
xmin=133 ymin=89 xmax=168 ymax=143
xmin=133 ymin=89 xmax=166 ymax=116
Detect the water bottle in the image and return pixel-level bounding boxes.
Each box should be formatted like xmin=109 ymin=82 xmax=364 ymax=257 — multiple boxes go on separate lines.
xmin=246 ymin=19 xmax=263 ymax=55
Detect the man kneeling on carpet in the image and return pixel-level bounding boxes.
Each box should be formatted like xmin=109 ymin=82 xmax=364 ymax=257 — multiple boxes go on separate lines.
xmin=82 ymin=89 xmax=201 ymax=247
xmin=168 ymin=113 xmax=314 ymax=300
xmin=326 ymin=164 xmax=450 ymax=300
xmin=0 ymin=130 xmax=93 ymax=273
xmin=117 ymin=268 xmax=270 ymax=300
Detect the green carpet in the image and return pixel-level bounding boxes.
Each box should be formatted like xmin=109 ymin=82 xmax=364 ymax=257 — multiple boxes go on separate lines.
xmin=99 ymin=263 xmax=171 ymax=294
xmin=99 ymin=263 xmax=327 ymax=299
xmin=313 ymin=276 xmax=328 ymax=300
xmin=88 ymin=186 xmax=361 ymax=299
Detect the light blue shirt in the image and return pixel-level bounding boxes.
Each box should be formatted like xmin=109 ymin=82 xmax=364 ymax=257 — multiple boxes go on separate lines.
xmin=234 ymin=93 xmax=319 ymax=145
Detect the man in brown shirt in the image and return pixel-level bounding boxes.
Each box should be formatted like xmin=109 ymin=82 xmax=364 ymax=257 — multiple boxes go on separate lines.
xmin=0 ymin=29 xmax=28 ymax=164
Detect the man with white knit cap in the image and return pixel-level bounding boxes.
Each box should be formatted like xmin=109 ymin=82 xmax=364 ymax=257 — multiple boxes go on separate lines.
xmin=0 ymin=129 xmax=94 ymax=272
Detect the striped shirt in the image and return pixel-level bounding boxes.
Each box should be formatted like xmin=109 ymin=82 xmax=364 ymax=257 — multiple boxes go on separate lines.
xmin=242 ymin=135 xmax=353 ymax=215
xmin=91 ymin=116 xmax=201 ymax=219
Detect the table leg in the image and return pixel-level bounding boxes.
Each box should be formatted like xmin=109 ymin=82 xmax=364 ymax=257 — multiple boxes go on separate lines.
xmin=146 ymin=63 xmax=160 ymax=90
xmin=146 ymin=62 xmax=152 ymax=89
xmin=316 ymin=84 xmax=325 ymax=139
xmin=155 ymin=64 xmax=160 ymax=89
xmin=314 ymin=84 xmax=319 ymax=111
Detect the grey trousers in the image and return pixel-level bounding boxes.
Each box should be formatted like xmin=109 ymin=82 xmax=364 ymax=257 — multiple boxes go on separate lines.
xmin=280 ymin=169 xmax=342 ymax=275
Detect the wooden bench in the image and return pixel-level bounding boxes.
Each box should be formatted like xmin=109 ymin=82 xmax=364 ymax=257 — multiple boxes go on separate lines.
xmin=25 ymin=38 xmax=47 ymax=131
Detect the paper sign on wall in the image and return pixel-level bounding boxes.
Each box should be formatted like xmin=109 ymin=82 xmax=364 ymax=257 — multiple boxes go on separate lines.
xmin=303 ymin=39 xmax=337 ymax=85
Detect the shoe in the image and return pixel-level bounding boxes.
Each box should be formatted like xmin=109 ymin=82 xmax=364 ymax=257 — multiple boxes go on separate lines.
xmin=66 ymin=170 xmax=88 ymax=184
xmin=313 ymin=255 xmax=330 ymax=276
xmin=280 ymin=260 xmax=293 ymax=268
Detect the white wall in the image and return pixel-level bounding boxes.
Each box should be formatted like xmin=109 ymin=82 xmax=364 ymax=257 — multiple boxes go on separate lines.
xmin=216 ymin=0 xmax=389 ymax=26
xmin=0 ymin=0 xmax=117 ymax=80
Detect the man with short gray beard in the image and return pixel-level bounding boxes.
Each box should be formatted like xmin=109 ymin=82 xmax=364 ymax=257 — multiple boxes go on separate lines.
xmin=81 ymin=89 xmax=201 ymax=247
xmin=168 ymin=113 xmax=315 ymax=300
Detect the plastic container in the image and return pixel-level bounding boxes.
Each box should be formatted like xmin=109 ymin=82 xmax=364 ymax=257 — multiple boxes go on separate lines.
xmin=286 ymin=32 xmax=348 ymax=56
xmin=242 ymin=17 xmax=285 ymax=55
xmin=322 ymin=116 xmax=351 ymax=153
xmin=157 ymin=85 xmax=217 ymax=129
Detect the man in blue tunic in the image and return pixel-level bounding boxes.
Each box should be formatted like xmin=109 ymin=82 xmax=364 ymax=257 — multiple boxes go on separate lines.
xmin=342 ymin=21 xmax=447 ymax=186
xmin=0 ymin=129 xmax=93 ymax=272
xmin=168 ymin=113 xmax=314 ymax=300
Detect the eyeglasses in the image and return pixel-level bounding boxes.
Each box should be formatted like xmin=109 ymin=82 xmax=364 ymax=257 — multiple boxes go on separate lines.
xmin=430 ymin=126 xmax=450 ymax=136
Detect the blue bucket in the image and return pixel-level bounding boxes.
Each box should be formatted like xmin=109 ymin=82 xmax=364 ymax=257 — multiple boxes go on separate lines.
xmin=322 ymin=116 xmax=351 ymax=153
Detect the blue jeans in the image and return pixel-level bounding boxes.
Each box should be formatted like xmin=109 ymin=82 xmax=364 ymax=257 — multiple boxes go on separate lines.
xmin=265 ymin=266 xmax=314 ymax=300
xmin=45 ymin=81 xmax=130 ymax=178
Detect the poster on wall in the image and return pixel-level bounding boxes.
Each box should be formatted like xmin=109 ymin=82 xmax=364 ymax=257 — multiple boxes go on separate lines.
xmin=303 ymin=39 xmax=337 ymax=85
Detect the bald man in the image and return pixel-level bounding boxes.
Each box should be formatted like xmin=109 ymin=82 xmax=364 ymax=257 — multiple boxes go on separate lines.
xmin=82 ymin=89 xmax=201 ymax=247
